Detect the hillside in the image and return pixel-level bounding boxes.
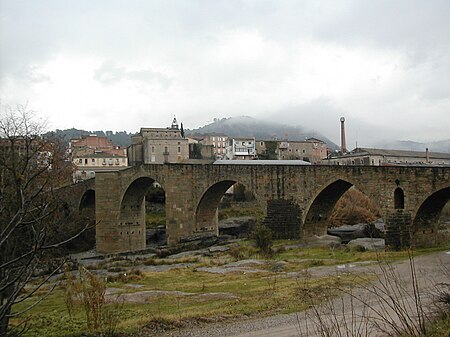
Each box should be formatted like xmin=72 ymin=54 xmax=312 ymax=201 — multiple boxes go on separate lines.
xmin=187 ymin=116 xmax=339 ymax=149
xmin=374 ymin=139 xmax=450 ymax=154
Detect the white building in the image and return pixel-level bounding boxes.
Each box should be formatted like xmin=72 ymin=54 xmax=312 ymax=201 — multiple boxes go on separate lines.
xmin=225 ymin=137 xmax=257 ymax=160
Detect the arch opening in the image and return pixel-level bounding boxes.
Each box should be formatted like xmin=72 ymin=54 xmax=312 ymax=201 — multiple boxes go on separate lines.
xmin=195 ymin=181 xmax=263 ymax=238
xmin=304 ymin=179 xmax=353 ymax=236
xmin=79 ymin=189 xmax=95 ymax=223
xmin=120 ymin=177 xmax=165 ymax=250
xmin=413 ymin=187 xmax=450 ymax=246
xmin=394 ymin=187 xmax=405 ymax=209
xmin=304 ymin=180 xmax=381 ymax=239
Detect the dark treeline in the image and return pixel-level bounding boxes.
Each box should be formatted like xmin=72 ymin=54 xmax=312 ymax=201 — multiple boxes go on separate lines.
xmin=45 ymin=128 xmax=133 ymax=146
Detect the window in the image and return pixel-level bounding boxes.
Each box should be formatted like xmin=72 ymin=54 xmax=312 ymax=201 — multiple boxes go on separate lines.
xmin=151 ymin=146 xmax=155 ymax=152
xmin=78 ymin=158 xmax=82 ymax=164
xmin=84 ymin=158 xmax=88 ymax=164
xmin=177 ymin=146 xmax=181 ymax=153
xmin=164 ymin=146 xmax=168 ymax=154
xmin=394 ymin=188 xmax=405 ymax=209
xmin=92 ymin=158 xmax=95 ymax=163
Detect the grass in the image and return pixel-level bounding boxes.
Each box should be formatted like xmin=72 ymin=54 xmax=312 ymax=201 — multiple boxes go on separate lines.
xmin=10 ymin=242 xmax=450 ymax=337
xmin=145 ymin=211 xmax=166 ymax=228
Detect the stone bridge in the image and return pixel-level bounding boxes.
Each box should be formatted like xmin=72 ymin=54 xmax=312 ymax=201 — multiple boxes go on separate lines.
xmin=75 ymin=163 xmax=449 ymax=253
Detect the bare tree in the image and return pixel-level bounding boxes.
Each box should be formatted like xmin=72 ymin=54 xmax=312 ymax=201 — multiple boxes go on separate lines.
xmin=0 ymin=104 xmax=85 ymax=336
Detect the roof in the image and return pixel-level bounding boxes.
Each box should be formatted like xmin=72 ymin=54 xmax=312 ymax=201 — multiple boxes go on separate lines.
xmin=353 ymin=147 xmax=450 ymax=159
xmin=75 ymin=152 xmax=127 ymax=158
xmin=214 ymin=159 xmax=311 ymax=165
xmin=305 ymin=137 xmax=325 ymax=143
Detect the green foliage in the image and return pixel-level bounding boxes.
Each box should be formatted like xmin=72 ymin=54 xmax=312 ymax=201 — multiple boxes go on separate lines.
xmin=189 ymin=143 xmax=203 ymax=159
xmin=251 ymin=224 xmax=273 ymax=256
xmin=46 ymin=128 xmax=132 ymax=146
xmin=228 ymin=245 xmax=258 ymax=260
xmin=258 ymin=141 xmax=278 ymax=160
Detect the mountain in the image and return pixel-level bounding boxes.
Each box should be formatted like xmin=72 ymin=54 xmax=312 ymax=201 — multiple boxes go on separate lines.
xmin=45 ymin=128 xmax=132 ymax=146
xmin=373 ymin=139 xmax=450 ymax=154
xmin=187 ymin=116 xmax=339 ymax=149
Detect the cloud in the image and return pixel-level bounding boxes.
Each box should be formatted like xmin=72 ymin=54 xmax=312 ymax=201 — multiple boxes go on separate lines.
xmin=93 ymin=61 xmax=172 ymax=89
xmin=0 ymin=1 xmax=449 ymax=143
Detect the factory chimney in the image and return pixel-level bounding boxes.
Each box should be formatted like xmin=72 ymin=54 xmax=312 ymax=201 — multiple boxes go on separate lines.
xmin=340 ymin=117 xmax=347 ymax=155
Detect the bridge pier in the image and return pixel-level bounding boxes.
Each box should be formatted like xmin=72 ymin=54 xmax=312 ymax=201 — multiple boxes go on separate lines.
xmin=263 ymin=199 xmax=303 ymax=239
xmin=384 ymin=210 xmax=412 ymax=250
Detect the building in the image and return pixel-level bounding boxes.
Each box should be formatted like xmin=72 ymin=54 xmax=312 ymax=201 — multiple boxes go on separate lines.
xmin=128 ymin=117 xmax=189 ymax=165
xmin=256 ymin=138 xmax=328 ymax=163
xmin=199 ymin=134 xmax=229 ymax=159
xmin=73 ymin=152 xmax=128 ymax=181
xmin=322 ymin=147 xmax=450 ymax=166
xmin=225 ymin=137 xmax=257 ymax=160
xmin=69 ymin=134 xmax=128 ymax=182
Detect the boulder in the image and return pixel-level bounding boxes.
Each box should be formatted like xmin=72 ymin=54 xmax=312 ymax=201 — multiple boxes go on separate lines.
xmin=327 ymin=223 xmax=382 ymax=243
xmin=347 ymin=238 xmax=385 ymax=251
xmin=219 ymin=217 xmax=256 ymax=238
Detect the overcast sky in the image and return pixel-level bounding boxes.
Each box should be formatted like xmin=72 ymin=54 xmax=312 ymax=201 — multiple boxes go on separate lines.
xmin=1 ymin=0 xmax=449 ymax=147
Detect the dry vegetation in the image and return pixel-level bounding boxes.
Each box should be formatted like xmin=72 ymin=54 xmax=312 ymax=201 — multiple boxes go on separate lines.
xmin=329 ymin=188 xmax=381 ymax=227
xmin=8 ymin=241 xmax=449 ymax=337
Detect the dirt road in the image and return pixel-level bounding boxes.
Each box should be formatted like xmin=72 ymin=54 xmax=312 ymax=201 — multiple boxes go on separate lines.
xmin=159 ymin=250 xmax=450 ymax=337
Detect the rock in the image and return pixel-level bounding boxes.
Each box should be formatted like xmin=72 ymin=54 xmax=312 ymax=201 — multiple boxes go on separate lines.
xmin=270 ymin=261 xmax=288 ymax=272
xmin=327 ymin=224 xmax=382 ymax=243
xmin=219 ymin=217 xmax=256 ymax=237
xmin=167 ymin=249 xmax=206 ymax=259
xmin=347 ymin=238 xmax=385 ymax=251
xmin=146 ymin=226 xmax=166 ymax=244
xmin=209 ymin=246 xmax=229 ymax=253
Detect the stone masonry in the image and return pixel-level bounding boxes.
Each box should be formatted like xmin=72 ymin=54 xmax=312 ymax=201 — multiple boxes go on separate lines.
xmin=91 ymin=163 xmax=450 ymax=253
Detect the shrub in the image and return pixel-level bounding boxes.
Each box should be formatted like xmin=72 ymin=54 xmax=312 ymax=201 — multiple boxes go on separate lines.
xmin=251 ymin=224 xmax=273 ymax=257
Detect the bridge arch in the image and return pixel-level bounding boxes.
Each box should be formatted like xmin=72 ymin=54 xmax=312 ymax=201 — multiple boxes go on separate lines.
xmin=118 ymin=176 xmax=166 ymax=250
xmin=194 ymin=179 xmax=264 ymax=236
xmin=412 ymin=187 xmax=450 ymax=241
xmin=303 ymin=177 xmax=380 ymax=236
xmin=79 ymin=189 xmax=96 ymax=224
xmin=304 ymin=179 xmax=353 ymax=235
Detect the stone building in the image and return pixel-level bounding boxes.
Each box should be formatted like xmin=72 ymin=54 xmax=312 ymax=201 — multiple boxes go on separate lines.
xmin=128 ymin=118 xmax=189 ymax=165
xmin=198 ymin=134 xmax=229 ymax=159
xmin=322 ymin=147 xmax=450 ymax=166
xmin=69 ymin=134 xmax=128 ymax=182
xmin=256 ymin=138 xmax=328 ymax=163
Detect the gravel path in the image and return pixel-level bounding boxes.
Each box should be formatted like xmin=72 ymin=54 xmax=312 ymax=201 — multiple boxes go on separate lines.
xmin=156 ymin=250 xmax=450 ymax=337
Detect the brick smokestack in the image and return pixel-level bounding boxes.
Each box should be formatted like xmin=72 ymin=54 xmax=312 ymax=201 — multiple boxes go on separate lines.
xmin=340 ymin=117 xmax=347 ymax=155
